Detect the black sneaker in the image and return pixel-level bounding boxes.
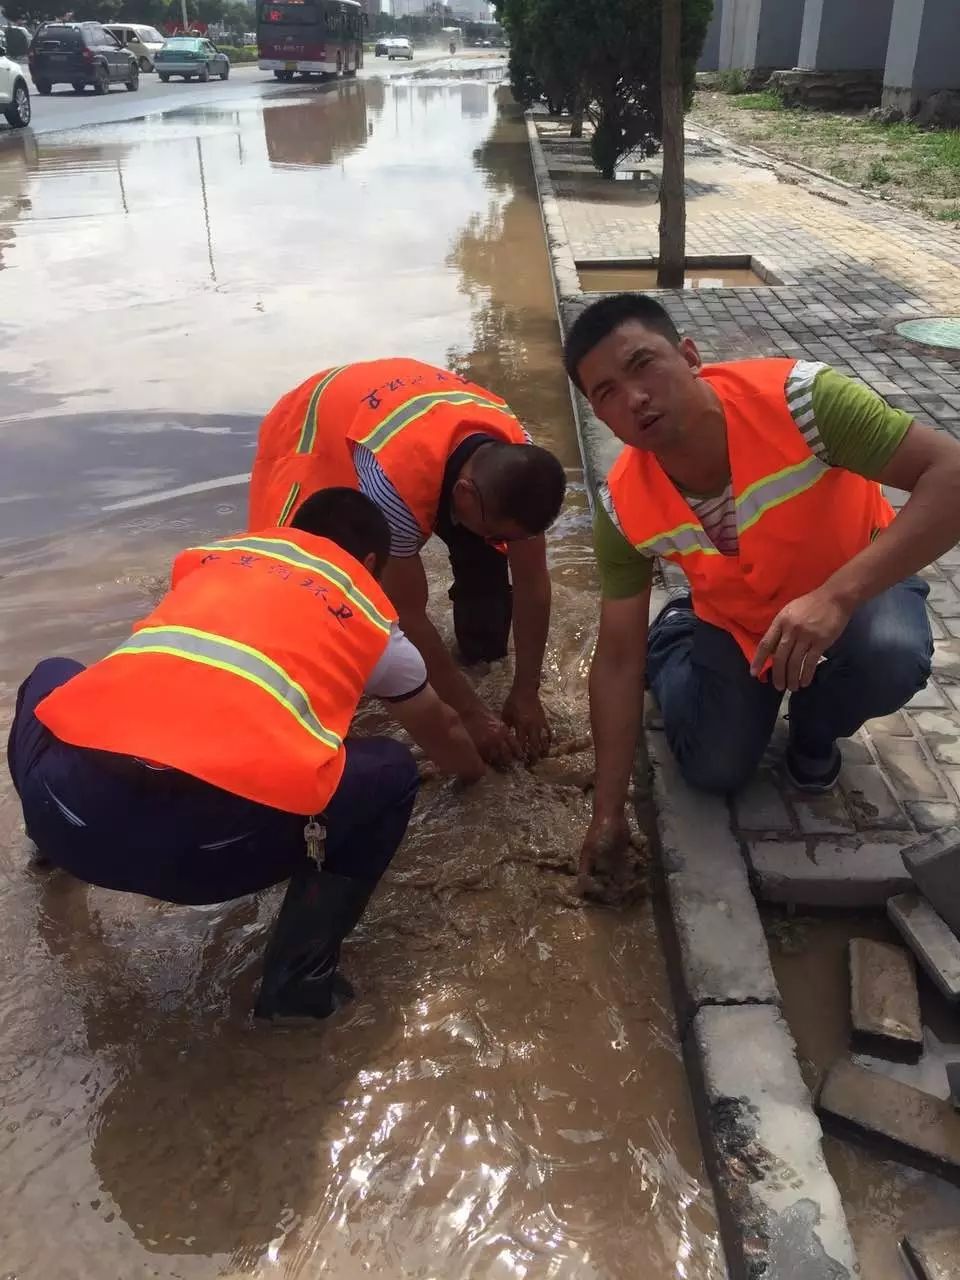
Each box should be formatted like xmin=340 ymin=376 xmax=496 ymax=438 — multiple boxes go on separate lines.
xmin=784 ymin=743 xmax=842 ymax=793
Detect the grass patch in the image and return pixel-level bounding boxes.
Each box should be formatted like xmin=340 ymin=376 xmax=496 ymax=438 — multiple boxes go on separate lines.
xmin=715 ymin=69 xmax=749 ymax=95
xmin=936 ymin=206 xmax=960 ymax=221
xmin=732 ymin=91 xmax=784 ymax=112
xmin=865 ymin=157 xmax=894 ymax=185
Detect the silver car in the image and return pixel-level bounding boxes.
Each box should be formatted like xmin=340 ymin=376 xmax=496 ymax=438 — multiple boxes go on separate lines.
xmin=155 ymin=36 xmax=230 ymax=83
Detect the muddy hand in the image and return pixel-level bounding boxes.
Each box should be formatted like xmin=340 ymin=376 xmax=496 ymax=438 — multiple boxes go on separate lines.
xmin=501 ymin=687 xmax=550 ymax=762
xmin=463 ymin=705 xmax=522 ymax=769
xmin=577 ymin=809 xmax=631 ymax=884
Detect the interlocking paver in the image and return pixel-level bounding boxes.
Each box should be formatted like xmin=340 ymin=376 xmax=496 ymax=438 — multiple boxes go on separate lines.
xmin=537 ymin=116 xmax=960 ymax=895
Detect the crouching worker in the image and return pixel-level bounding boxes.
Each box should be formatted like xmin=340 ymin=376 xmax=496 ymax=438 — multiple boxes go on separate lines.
xmin=6 ymin=489 xmax=485 ymax=1021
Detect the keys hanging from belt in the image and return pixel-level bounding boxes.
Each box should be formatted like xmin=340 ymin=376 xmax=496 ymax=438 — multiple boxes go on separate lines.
xmin=304 ymin=817 xmax=326 ymax=867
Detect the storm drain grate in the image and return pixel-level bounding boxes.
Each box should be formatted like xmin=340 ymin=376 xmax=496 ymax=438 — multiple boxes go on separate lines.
xmin=895 ymin=317 xmax=960 ymax=351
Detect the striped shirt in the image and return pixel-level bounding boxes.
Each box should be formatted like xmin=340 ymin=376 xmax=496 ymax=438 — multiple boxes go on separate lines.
xmin=353 ymin=443 xmax=425 ymax=558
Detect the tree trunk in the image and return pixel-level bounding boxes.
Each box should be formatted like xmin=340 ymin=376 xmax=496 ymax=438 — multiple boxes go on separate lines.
xmin=658 ymin=0 xmax=686 ymax=288
xmin=570 ymin=95 xmax=584 ymax=139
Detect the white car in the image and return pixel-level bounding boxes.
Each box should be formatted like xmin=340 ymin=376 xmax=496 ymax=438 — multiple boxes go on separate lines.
xmin=0 ymin=31 xmax=30 ymax=129
xmin=387 ymin=37 xmax=413 ymax=61
xmin=104 ymin=23 xmax=166 ymax=72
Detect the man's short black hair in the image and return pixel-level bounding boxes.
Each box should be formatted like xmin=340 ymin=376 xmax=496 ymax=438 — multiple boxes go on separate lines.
xmin=563 ymin=294 xmax=682 ymax=392
xmin=290 ymin=487 xmax=391 ymax=576
xmin=472 ymin=441 xmax=566 ymax=535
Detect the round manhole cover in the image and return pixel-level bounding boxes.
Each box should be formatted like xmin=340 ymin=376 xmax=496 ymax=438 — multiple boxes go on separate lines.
xmin=895 ymin=316 xmax=960 ymax=350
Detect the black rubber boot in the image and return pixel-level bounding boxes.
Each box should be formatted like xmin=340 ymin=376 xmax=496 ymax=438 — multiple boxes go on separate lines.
xmin=254 ymin=864 xmax=377 ymax=1021
xmin=450 ymin=585 xmax=513 ymax=664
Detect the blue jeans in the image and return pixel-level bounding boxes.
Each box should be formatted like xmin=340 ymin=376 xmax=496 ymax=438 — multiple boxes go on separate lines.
xmin=7 ymin=658 xmax=420 ymax=905
xmin=646 ymin=577 xmax=934 ymax=795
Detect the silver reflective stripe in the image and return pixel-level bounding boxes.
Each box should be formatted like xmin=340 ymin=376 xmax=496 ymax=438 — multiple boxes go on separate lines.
xmin=357 ymin=390 xmax=516 ymax=454
xmin=736 ymin=454 xmax=828 ymax=534
xmin=634 ymin=521 xmax=722 ymax=559
xmin=197 ymin=536 xmax=392 ymax=633
xmin=109 ymin=625 xmax=341 ymax=749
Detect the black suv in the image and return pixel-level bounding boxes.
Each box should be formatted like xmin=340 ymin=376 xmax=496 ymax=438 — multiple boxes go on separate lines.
xmin=29 ymin=22 xmax=139 ymax=95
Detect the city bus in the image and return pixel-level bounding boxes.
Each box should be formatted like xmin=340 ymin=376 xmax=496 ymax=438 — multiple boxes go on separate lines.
xmin=258 ymin=0 xmax=363 ymax=81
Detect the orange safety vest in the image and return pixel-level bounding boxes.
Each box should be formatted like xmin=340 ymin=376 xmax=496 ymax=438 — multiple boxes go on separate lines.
xmin=248 ymin=358 xmax=528 ymax=534
xmin=606 ymin=359 xmax=896 ymax=665
xmin=35 ymin=530 xmax=397 ymax=815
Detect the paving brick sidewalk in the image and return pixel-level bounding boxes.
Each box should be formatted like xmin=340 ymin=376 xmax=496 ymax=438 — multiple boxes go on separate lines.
xmin=537 ymin=116 xmax=960 ymax=902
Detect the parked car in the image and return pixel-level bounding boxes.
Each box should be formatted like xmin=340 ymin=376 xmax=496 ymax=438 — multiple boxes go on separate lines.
xmin=155 ymin=37 xmax=230 ymax=82
xmin=387 ymin=37 xmax=413 ymax=61
xmin=0 ymin=30 xmax=30 ymax=128
xmin=103 ymin=23 xmax=165 ymax=72
xmin=29 ymin=22 xmax=139 ymax=95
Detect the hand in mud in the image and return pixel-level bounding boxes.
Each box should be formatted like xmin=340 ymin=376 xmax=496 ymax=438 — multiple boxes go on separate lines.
xmin=577 ymin=809 xmax=647 ymax=906
xmin=501 ymin=687 xmax=551 ymax=762
xmin=462 ymin=705 xmax=522 ymax=769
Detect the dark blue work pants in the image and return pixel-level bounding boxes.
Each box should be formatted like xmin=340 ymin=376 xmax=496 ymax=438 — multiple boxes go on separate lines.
xmin=7 ymin=658 xmax=419 ymax=905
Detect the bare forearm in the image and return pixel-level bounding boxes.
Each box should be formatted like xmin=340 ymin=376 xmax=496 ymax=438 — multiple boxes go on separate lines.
xmin=399 ymin=608 xmax=483 ymax=718
xmin=413 ymin=702 xmax=485 ymax=781
xmin=589 ymin=649 xmax=645 ymax=817
xmin=511 ymin=575 xmax=550 ymax=693
xmin=826 ymin=466 xmax=960 ymax=611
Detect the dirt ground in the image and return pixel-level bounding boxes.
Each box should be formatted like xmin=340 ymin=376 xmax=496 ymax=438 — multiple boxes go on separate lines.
xmin=692 ymin=89 xmax=960 ymax=224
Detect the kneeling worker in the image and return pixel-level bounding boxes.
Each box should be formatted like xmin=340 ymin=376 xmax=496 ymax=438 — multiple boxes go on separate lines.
xmin=248 ymin=359 xmax=567 ymax=764
xmin=7 ymin=489 xmax=485 ymax=1020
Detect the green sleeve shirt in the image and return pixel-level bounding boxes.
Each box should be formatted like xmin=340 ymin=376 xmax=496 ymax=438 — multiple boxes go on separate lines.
xmin=593 ymin=365 xmax=913 ymax=600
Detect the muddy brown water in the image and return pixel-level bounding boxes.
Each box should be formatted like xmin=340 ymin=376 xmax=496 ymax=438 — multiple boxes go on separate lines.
xmin=0 ymin=80 xmax=722 ymax=1277
xmin=768 ymin=913 xmax=960 ymax=1277
xmin=577 ymin=266 xmax=766 ymax=294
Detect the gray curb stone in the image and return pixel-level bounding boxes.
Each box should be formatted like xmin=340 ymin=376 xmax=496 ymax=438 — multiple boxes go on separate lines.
xmin=523 ymin=110 xmax=859 ymax=1279
xmin=888 ymin=893 xmax=960 ymax=1002
xmin=745 ymin=839 xmax=913 ymax=908
xmin=693 ymin=1005 xmax=857 ymax=1280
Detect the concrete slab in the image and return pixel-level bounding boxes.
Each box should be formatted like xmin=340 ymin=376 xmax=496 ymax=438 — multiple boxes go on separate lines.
xmin=692 ymin=1006 xmax=856 ymax=1280
xmin=818 ymin=1058 xmax=960 ymax=1182
xmin=746 ymin=839 xmax=912 ymax=908
xmin=902 ymin=827 xmax=960 ymax=936
xmin=888 ymin=893 xmax=960 ymax=1002
xmin=848 ymin=938 xmax=922 ymax=1060
xmin=901 ymin=1228 xmax=960 ymax=1280
xmin=649 ymin=735 xmax=780 ymax=1027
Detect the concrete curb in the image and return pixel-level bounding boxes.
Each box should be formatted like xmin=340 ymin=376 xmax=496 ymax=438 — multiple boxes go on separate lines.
xmin=524 ymin=109 xmax=859 ymax=1279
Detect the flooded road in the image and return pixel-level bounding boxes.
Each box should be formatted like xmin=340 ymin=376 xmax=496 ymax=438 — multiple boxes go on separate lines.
xmin=0 ymin=74 xmax=721 ymax=1278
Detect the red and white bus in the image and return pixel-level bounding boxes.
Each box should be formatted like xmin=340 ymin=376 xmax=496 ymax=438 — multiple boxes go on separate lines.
xmin=258 ymin=0 xmax=363 ymax=81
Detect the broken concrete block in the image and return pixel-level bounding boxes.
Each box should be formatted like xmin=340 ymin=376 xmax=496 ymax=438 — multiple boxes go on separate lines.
xmin=848 ymin=938 xmax=922 ymax=1060
xmin=901 ymin=1227 xmax=960 ymax=1280
xmin=888 ymin=893 xmax=960 ymax=1003
xmin=902 ymin=827 xmax=960 ymax=937
xmin=746 ymin=838 xmax=912 ymax=908
xmin=692 ymin=1005 xmax=857 ymax=1280
xmin=818 ymin=1058 xmax=960 ymax=1182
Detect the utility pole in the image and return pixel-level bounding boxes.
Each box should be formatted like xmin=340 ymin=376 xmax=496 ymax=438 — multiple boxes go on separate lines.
xmin=657 ymin=0 xmax=686 ymax=288
xmin=180 ymin=0 xmax=190 ymax=31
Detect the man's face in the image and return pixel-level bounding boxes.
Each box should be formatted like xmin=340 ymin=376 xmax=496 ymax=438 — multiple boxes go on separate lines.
xmin=452 ymin=478 xmax=532 ymax=544
xmin=577 ymin=320 xmax=704 ymax=452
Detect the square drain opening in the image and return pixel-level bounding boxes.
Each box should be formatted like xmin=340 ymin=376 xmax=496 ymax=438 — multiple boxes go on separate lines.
xmin=577 ymin=255 xmax=780 ymax=293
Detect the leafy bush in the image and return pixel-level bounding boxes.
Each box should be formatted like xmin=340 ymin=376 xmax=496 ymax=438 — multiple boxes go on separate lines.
xmin=218 ymin=44 xmax=258 ymax=63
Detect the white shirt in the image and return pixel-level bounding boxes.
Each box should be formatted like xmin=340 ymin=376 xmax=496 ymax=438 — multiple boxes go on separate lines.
xmin=363 ymin=623 xmax=427 ymax=702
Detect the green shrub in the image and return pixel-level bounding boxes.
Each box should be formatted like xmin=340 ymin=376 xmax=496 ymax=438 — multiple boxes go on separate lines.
xmin=866 ymin=157 xmax=893 ymax=185
xmin=716 ymin=69 xmax=749 ymax=95
xmin=218 ymin=44 xmax=259 ymax=63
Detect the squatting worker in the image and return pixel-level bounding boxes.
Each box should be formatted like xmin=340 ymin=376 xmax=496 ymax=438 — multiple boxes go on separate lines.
xmin=7 ymin=489 xmax=486 ymax=1022
xmin=248 ymin=358 xmax=567 ymax=766
xmin=564 ymin=294 xmax=960 ymax=870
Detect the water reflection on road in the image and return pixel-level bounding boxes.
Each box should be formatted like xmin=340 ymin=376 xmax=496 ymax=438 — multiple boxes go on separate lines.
xmin=0 ymin=75 xmax=722 ymax=1279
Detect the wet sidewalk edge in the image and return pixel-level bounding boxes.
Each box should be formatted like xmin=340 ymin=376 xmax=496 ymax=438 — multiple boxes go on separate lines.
xmin=524 ymin=110 xmax=859 ymax=1280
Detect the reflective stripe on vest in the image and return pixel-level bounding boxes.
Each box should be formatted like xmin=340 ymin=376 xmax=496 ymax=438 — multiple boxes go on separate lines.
xmin=296 ymin=366 xmax=348 ymax=455
xmin=277 ymin=482 xmax=301 ymax=527
xmin=108 ymin=625 xmax=341 ymax=749
xmin=192 ymin=535 xmax=393 ymax=634
xmin=735 ymin=454 xmax=828 ymax=535
xmin=630 ymin=455 xmax=829 ymax=556
xmin=356 ymin=391 xmax=517 ymax=455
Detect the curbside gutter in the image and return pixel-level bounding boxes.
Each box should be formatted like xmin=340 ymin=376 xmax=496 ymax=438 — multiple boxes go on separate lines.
xmin=524 ymin=109 xmax=858 ymax=1280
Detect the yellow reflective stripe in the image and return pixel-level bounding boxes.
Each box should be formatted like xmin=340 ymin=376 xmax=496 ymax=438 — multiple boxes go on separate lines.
xmin=277 ymin=482 xmax=301 ymax=527
xmin=109 ymin=625 xmax=341 ymax=749
xmin=192 ymin=536 xmax=392 ymax=634
xmin=633 ymin=521 xmax=722 ymax=558
xmin=295 ymin=366 xmax=347 ymax=455
xmin=357 ymin=390 xmax=517 ymax=454
xmin=736 ymin=455 xmax=828 ymax=535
